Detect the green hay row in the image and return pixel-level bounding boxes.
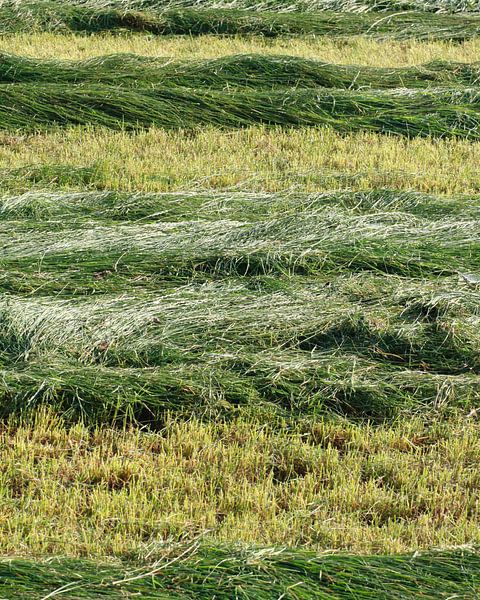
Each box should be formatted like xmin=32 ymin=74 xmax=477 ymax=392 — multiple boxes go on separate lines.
xmin=3 ymin=206 xmax=480 ymax=281
xmin=1 ymin=3 xmax=479 ymax=39
xmin=11 ymin=0 xmax=478 ymax=14
xmin=3 ymin=545 xmax=479 ymax=599
xmin=2 ymin=189 xmax=479 ymax=226
xmin=1 ymin=273 xmax=480 ymax=424
xmin=4 ymin=276 xmax=479 ymax=366
xmin=2 ymin=83 xmax=480 ymax=137
xmin=3 ymin=189 xmax=480 ymax=425
xmin=2 ymin=189 xmax=479 ymax=295
xmin=4 ymin=53 xmax=480 ymax=90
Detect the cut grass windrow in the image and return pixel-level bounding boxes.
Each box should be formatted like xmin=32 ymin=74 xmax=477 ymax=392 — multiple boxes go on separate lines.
xmin=4 ymin=53 xmax=480 ymax=90
xmin=3 ymin=190 xmax=480 ymax=424
xmin=11 ymin=0 xmax=478 ymax=14
xmin=3 ymin=205 xmax=480 ymax=281
xmin=1 ymin=3 xmax=480 ymax=40
xmin=1 ymin=190 xmax=480 ymax=293
xmin=1 ymin=278 xmax=480 ymax=423
xmin=2 ymin=546 xmax=479 ymax=599
xmin=2 ymin=189 xmax=479 ymax=225
xmin=2 ymin=84 xmax=480 ymax=137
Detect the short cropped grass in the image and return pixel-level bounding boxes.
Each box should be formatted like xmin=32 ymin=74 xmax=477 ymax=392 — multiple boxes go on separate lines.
xmin=4 ymin=33 xmax=480 ymax=66
xmin=0 ymin=126 xmax=479 ymax=195
xmin=2 ymin=409 xmax=480 ymax=556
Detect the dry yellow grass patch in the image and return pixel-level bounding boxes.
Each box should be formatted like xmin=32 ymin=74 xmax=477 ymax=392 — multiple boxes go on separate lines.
xmin=2 ymin=409 xmax=480 ymax=557
xmin=0 ymin=126 xmax=478 ymax=195
xmin=1 ymin=32 xmax=480 ymax=65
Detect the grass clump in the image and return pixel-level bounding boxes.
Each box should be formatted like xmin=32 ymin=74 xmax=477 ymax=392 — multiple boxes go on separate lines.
xmin=1 ymin=3 xmax=480 ymax=40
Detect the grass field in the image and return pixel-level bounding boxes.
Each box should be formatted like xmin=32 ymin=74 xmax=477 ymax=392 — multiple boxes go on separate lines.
xmin=2 ymin=3 xmax=480 ymax=598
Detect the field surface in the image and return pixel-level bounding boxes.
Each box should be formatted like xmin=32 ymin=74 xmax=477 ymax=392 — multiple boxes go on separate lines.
xmin=1 ymin=1 xmax=480 ymax=598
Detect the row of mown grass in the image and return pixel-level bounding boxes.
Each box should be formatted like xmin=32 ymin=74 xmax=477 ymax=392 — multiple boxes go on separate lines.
xmin=19 ymin=0 xmax=479 ymax=13
xmin=3 ymin=84 xmax=480 ymax=137
xmin=4 ymin=52 xmax=480 ymax=89
xmin=1 ymin=3 xmax=480 ymax=40
xmin=1 ymin=190 xmax=480 ymax=426
xmin=3 ymin=546 xmax=480 ymax=599
xmin=4 ymin=190 xmax=480 ymax=281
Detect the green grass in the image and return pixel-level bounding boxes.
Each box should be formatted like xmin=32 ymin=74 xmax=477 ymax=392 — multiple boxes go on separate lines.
xmin=3 ymin=188 xmax=478 ymax=222
xmin=2 ymin=190 xmax=480 ymax=425
xmin=2 ymin=3 xmax=480 ymax=40
xmin=2 ymin=545 xmax=480 ymax=599
xmin=1 ymin=17 xmax=480 ymax=590
xmin=3 ymin=83 xmax=480 ymax=137
xmin=14 ymin=0 xmax=479 ymax=13
xmin=3 ymin=191 xmax=480 ymax=279
xmin=5 ymin=52 xmax=480 ymax=90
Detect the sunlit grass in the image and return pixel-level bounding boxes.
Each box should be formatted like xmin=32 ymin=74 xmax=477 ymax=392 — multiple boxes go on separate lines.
xmin=2 ymin=408 xmax=480 ymax=557
xmin=2 ymin=33 xmax=480 ymax=65
xmin=0 ymin=126 xmax=478 ymax=195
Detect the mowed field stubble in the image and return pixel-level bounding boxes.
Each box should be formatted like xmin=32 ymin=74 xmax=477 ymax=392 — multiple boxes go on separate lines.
xmin=1 ymin=1 xmax=480 ymax=598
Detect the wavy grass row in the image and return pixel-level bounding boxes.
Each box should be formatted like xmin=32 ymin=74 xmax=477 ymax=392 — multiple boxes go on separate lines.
xmin=3 ymin=53 xmax=480 ymax=90
xmin=9 ymin=0 xmax=477 ymax=14
xmin=3 ymin=83 xmax=480 ymax=137
xmin=4 ymin=189 xmax=477 ymax=223
xmin=1 ymin=3 xmax=480 ymax=39
xmin=2 ymin=282 xmax=479 ymax=423
xmin=2 ymin=189 xmax=480 ymax=425
xmin=4 ymin=191 xmax=480 ymax=281
xmin=4 ymin=545 xmax=480 ymax=599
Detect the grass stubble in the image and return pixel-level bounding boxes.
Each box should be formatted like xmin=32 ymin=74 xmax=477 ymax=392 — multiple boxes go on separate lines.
xmin=3 ymin=32 xmax=480 ymax=65
xmin=0 ymin=125 xmax=479 ymax=195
